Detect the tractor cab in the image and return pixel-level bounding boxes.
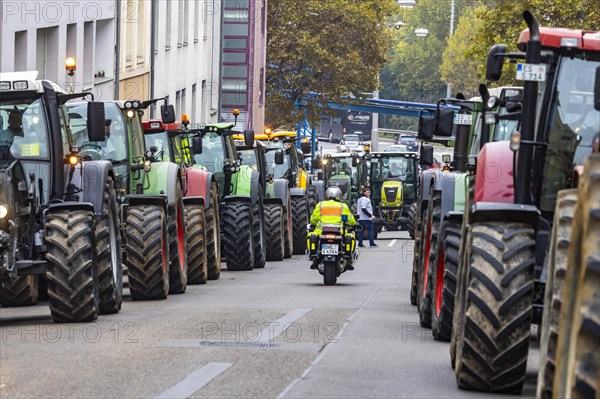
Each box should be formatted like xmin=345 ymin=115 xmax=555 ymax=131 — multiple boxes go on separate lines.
xmin=321 ymin=152 xmax=365 ymax=205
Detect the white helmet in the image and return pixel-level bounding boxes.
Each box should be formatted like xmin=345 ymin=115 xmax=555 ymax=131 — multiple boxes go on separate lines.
xmin=325 ymin=186 xmax=343 ymax=201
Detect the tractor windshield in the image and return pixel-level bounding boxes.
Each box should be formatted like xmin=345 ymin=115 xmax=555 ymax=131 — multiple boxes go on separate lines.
xmin=144 ymin=132 xmax=173 ymax=162
xmin=194 ymin=131 xmax=226 ymax=173
xmin=325 ymin=157 xmax=357 ymax=186
xmin=265 ymin=147 xmax=291 ymax=178
xmin=0 ymin=98 xmax=50 ymax=160
xmin=370 ymin=156 xmax=415 ymax=183
xmin=539 ymin=56 xmax=600 ymax=212
xmin=239 ymin=148 xmax=258 ymax=169
xmin=66 ymin=102 xmax=128 ymax=162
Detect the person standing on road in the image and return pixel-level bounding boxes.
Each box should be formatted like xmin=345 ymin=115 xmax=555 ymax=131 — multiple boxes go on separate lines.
xmin=357 ymin=187 xmax=377 ymax=247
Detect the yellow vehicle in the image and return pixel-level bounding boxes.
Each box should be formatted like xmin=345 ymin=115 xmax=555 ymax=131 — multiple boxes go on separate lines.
xmin=255 ymin=130 xmax=324 ymax=255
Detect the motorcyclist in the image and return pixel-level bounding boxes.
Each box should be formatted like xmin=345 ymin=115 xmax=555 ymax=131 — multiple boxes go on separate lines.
xmin=307 ymin=186 xmax=357 ymax=270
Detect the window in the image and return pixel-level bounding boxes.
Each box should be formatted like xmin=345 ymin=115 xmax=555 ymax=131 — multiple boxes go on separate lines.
xmin=177 ymin=0 xmax=184 ymax=47
xmin=201 ymin=80 xmax=206 ymax=120
xmin=136 ymin=1 xmax=146 ymax=64
xmin=194 ymin=0 xmax=199 ymax=43
xmin=14 ymin=31 xmax=27 ymax=71
xmin=183 ymin=0 xmax=189 ymax=46
xmin=192 ymin=84 xmax=197 ymax=121
xmin=181 ymin=88 xmax=187 ymax=114
xmin=165 ymin=0 xmax=172 ymax=50
xmin=176 ymin=90 xmax=181 ymax=116
xmin=36 ymin=28 xmax=47 ymax=79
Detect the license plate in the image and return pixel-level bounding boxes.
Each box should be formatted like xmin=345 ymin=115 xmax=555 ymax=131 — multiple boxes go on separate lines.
xmin=516 ymin=63 xmax=546 ymax=81
xmin=321 ymin=244 xmax=339 ymax=255
xmin=454 ymin=113 xmax=473 ymax=125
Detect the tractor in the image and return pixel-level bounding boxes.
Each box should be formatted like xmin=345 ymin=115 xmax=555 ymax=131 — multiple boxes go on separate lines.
xmin=233 ymin=136 xmax=293 ymax=261
xmin=182 ymin=121 xmax=265 ymax=271
xmin=368 ymin=151 xmax=419 ymax=236
xmin=142 ymin=118 xmax=221 ymax=284
xmin=254 ymin=130 xmax=324 ymax=255
xmin=319 ymin=152 xmax=367 ymax=212
xmin=449 ymin=12 xmax=599 ymax=395
xmin=66 ymin=99 xmax=189 ymax=299
xmin=0 ymin=71 xmax=120 ymax=322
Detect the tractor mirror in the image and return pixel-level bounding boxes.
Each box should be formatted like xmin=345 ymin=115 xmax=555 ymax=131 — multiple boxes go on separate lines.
xmin=87 ymin=102 xmax=107 ymax=142
xmin=244 ymin=129 xmax=255 ymax=146
xmin=505 ymin=101 xmax=522 ymax=113
xmin=301 ymin=139 xmax=311 ymax=154
xmin=352 ymin=157 xmax=360 ymax=167
xmin=274 ymin=150 xmax=284 ymax=165
xmin=595 ymin=66 xmax=600 ymax=111
xmin=418 ymin=112 xmax=435 ymax=141
xmin=192 ymin=136 xmax=202 ymax=154
xmin=420 ymin=145 xmax=434 ymax=166
xmin=435 ymin=108 xmax=455 ymax=137
xmin=161 ymin=104 xmax=176 ymax=124
xmin=486 ymin=44 xmax=506 ymax=82
xmin=311 ymin=157 xmax=322 ymax=169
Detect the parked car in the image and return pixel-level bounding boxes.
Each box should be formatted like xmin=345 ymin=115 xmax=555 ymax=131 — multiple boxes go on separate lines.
xmin=395 ymin=135 xmax=418 ymax=152
xmin=337 ymin=134 xmax=363 ymax=153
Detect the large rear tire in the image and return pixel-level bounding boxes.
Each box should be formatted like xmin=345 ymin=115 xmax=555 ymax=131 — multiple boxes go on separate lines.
xmin=430 ymin=219 xmax=461 ymax=341
xmin=283 ymin=204 xmax=293 ymax=258
xmin=324 ymin=262 xmax=337 ymax=285
xmin=410 ymin=200 xmax=425 ymax=306
xmin=185 ymin=203 xmax=207 ymax=284
xmin=407 ymin=202 xmax=417 ymax=240
xmin=554 ymin=154 xmax=600 ymax=399
xmin=418 ymin=188 xmax=440 ymax=328
xmin=45 ymin=210 xmax=99 ymax=322
xmin=307 ymin=186 xmax=318 ymax=215
xmin=291 ymin=196 xmax=308 ymax=255
xmin=222 ymin=201 xmax=254 ymax=271
xmin=125 ymin=205 xmax=170 ymax=300
xmin=264 ymin=203 xmax=285 ymax=261
xmin=252 ymin=198 xmax=266 ymax=269
xmin=537 ymin=189 xmax=578 ymax=399
xmin=168 ymin=183 xmax=188 ymax=294
xmin=97 ymin=177 xmax=123 ymax=314
xmin=0 ymin=276 xmax=39 ymax=307
xmin=454 ymin=222 xmax=535 ymax=394
xmin=206 ymin=183 xmax=222 ymax=280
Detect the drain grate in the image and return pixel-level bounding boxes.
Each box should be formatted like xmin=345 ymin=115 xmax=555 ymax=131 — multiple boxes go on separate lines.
xmin=198 ymin=340 xmax=280 ymax=349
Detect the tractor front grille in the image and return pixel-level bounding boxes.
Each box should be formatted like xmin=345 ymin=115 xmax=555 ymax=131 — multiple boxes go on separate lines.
xmin=384 ymin=187 xmax=398 ymax=203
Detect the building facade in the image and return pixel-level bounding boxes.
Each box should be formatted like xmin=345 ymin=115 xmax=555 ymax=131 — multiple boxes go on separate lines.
xmin=0 ymin=0 xmax=116 ymax=99
xmin=151 ymin=0 xmax=221 ymax=123
xmin=219 ymin=0 xmax=267 ymax=132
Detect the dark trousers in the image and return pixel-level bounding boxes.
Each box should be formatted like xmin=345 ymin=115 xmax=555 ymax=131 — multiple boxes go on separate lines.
xmin=357 ymin=219 xmax=375 ymax=246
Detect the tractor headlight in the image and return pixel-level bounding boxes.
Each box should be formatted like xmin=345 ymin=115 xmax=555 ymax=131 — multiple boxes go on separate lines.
xmin=0 ymin=205 xmax=8 ymax=219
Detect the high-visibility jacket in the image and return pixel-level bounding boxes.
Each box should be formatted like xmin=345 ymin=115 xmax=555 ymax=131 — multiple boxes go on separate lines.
xmin=310 ymin=199 xmax=356 ymax=230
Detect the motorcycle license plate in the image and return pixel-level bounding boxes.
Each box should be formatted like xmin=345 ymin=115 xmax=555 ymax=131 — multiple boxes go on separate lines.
xmin=321 ymin=244 xmax=339 ymax=255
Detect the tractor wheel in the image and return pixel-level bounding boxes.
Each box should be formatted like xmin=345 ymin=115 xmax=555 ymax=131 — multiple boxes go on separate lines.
xmin=185 ymin=203 xmax=207 ymax=284
xmin=410 ymin=200 xmax=426 ymax=306
xmin=167 ymin=183 xmax=188 ymax=294
xmin=97 ymin=176 xmax=123 ymax=314
xmin=45 ymin=210 xmax=99 ymax=322
xmin=0 ymin=276 xmax=39 ymax=307
xmin=307 ymin=186 xmax=318 ymax=215
xmin=291 ymin=196 xmax=309 ymax=255
xmin=430 ymin=219 xmax=462 ymax=341
xmin=418 ymin=188 xmax=441 ymax=328
xmin=553 ymin=154 xmax=600 ymax=399
xmin=206 ymin=183 xmax=221 ymax=280
xmin=283 ymin=204 xmax=293 ymax=259
xmin=252 ymin=198 xmax=266 ymax=269
xmin=222 ymin=201 xmax=254 ymax=271
xmin=451 ymin=225 xmax=470 ymax=369
xmin=407 ymin=202 xmax=417 ymax=239
xmin=537 ymin=189 xmax=578 ymax=399
xmin=264 ymin=203 xmax=285 ymax=261
xmin=454 ymin=222 xmax=535 ymax=394
xmin=125 ymin=205 xmax=170 ymax=300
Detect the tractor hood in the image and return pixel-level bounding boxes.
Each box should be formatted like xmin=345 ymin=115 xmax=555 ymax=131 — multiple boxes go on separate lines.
xmin=380 ymin=180 xmax=403 ymax=207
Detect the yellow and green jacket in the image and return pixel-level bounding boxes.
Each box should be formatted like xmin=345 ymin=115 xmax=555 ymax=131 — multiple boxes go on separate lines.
xmin=310 ymin=199 xmax=356 ymax=231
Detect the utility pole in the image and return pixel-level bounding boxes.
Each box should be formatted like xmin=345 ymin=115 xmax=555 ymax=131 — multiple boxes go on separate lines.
xmin=371 ymin=88 xmax=379 ymax=152
xmin=446 ymin=0 xmax=455 ymax=98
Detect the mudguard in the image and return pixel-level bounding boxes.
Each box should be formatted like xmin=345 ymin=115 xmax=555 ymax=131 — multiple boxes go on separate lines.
xmin=469 ymin=202 xmax=540 ymax=228
xmin=223 ymin=195 xmax=252 ymax=204
xmin=145 ymin=161 xmax=181 ymax=206
xmin=443 ymin=211 xmax=464 ymax=224
xmin=474 ymin=141 xmax=514 ymax=204
xmin=183 ymin=196 xmax=205 ymax=207
xmin=233 ymin=165 xmax=260 ymax=205
xmin=420 ymin=169 xmax=436 ymax=202
xmin=68 ymin=160 xmax=114 ymax=219
xmin=290 ymin=187 xmax=306 ymax=197
xmin=122 ymin=194 xmax=169 ymax=222
xmin=298 ymin=169 xmax=309 ymax=190
xmin=264 ymin=178 xmax=288 ymax=206
xmin=45 ymin=202 xmax=94 ymax=215
xmin=311 ymin=180 xmax=325 ymax=202
xmin=437 ymin=171 xmax=469 ymax=221
xmin=186 ymin=168 xmax=214 ymax=209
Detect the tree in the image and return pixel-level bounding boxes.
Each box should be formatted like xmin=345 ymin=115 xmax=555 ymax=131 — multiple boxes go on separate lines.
xmin=266 ymin=0 xmax=397 ymax=128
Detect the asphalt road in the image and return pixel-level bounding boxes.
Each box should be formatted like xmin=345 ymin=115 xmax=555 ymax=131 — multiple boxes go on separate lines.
xmin=0 ymin=229 xmax=538 ymax=399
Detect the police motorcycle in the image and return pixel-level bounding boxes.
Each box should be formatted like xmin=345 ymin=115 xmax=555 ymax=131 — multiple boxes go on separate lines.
xmin=307 ymin=215 xmax=361 ymax=285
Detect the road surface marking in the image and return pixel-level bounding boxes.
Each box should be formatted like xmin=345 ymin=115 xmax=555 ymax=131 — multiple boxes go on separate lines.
xmin=156 ymin=362 xmax=232 ymax=399
xmin=259 ymin=308 xmax=312 ymax=343
xmin=388 ymin=239 xmax=397 ymax=247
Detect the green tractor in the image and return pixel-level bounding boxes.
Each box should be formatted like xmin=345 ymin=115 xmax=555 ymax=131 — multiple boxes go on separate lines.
xmin=184 ymin=122 xmax=265 ymax=271
xmin=234 ymin=137 xmax=293 ymax=261
xmin=66 ymin=99 xmax=189 ymax=299
xmin=0 ymin=72 xmax=120 ymax=322
xmin=319 ymin=152 xmax=366 ymax=212
xmin=368 ymin=152 xmax=419 ymax=235
xmin=142 ymin=118 xmax=221 ymax=283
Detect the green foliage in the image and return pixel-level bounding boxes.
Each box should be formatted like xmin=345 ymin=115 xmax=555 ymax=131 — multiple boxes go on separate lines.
xmin=266 ymin=0 xmax=397 ymax=128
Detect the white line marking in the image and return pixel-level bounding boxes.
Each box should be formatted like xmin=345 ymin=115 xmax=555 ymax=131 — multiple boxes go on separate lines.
xmin=388 ymin=239 xmax=397 ymax=247
xmin=258 ymin=308 xmax=312 ymax=343
xmin=156 ymin=362 xmax=232 ymax=399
